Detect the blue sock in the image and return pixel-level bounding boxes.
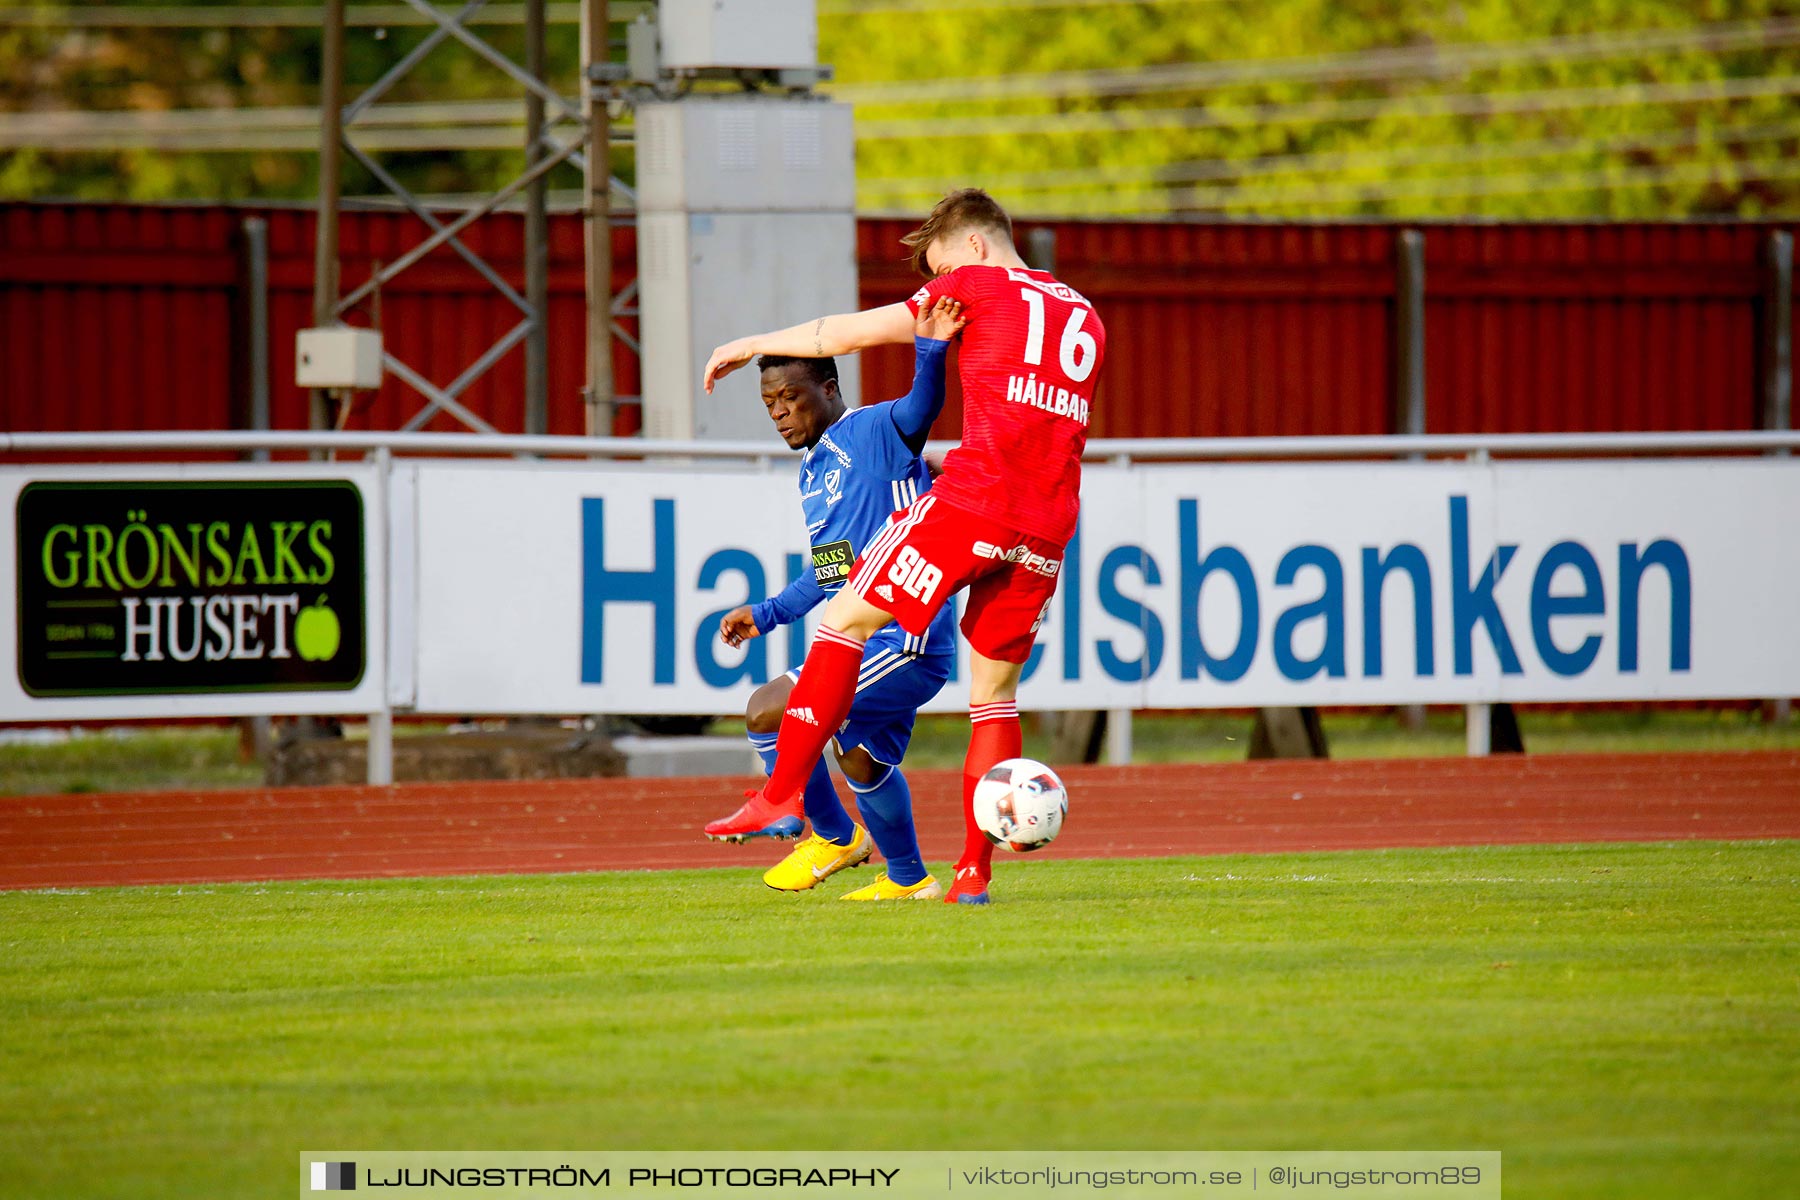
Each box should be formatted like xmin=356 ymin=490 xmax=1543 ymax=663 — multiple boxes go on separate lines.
xmin=749 ymin=731 xmax=853 ymax=844
xmin=802 ymin=758 xmax=855 ymax=844
xmin=749 ymin=731 xmax=779 ymax=775
xmin=848 ymin=765 xmax=926 ymax=886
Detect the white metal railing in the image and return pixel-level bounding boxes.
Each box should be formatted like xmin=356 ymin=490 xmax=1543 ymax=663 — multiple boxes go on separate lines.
xmin=6 ymin=428 xmax=1800 ymax=461
xmin=7 ymin=427 xmax=1794 ymax=783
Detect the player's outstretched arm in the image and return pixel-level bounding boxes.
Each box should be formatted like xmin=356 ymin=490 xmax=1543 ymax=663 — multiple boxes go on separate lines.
xmin=722 ymin=573 xmax=827 ymax=647
xmin=889 ymin=297 xmax=964 ymax=454
xmin=703 ymin=302 xmax=915 ymax=393
xmin=718 ymin=606 xmax=761 ymax=648
xmin=915 ymin=295 xmax=965 ymax=344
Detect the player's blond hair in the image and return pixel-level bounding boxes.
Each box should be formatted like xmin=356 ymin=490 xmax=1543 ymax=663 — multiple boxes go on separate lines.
xmin=901 ymin=188 xmax=1015 ymax=277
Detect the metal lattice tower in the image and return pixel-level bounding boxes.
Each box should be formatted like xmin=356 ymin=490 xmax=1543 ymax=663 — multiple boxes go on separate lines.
xmin=312 ymin=0 xmax=637 ymax=437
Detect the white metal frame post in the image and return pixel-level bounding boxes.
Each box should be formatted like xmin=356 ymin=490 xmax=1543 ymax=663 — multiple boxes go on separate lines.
xmin=1465 ymin=705 xmax=1492 ymax=757
xmin=367 ymin=446 xmax=396 ymax=785
xmin=1106 ymin=709 xmax=1133 ymax=766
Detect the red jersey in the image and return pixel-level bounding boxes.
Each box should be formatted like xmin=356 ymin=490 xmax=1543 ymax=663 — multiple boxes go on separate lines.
xmin=904 ymin=264 xmax=1105 ymax=544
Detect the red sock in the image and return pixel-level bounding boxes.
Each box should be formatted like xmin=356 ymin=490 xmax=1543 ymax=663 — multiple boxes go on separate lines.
xmin=959 ymin=701 xmax=1021 ymax=875
xmin=763 ymin=625 xmax=866 ymax=806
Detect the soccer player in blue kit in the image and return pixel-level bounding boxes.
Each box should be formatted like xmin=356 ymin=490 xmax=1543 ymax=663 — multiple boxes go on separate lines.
xmin=704 ymin=297 xmax=965 ymax=900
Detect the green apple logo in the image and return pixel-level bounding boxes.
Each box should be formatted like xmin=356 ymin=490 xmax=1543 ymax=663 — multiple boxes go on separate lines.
xmin=295 ymin=595 xmax=342 ymax=662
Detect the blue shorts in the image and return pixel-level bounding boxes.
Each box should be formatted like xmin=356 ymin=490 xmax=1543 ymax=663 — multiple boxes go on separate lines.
xmin=788 ymin=644 xmax=952 ymax=767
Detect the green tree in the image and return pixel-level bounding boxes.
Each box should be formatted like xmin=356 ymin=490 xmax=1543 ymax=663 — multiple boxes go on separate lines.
xmin=2 ymin=0 xmax=1796 ymax=216
xmin=823 ymin=0 xmax=1800 ymax=217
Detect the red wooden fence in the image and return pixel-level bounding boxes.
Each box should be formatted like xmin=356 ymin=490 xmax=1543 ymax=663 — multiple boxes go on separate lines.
xmin=4 ymin=203 xmax=1793 ymax=442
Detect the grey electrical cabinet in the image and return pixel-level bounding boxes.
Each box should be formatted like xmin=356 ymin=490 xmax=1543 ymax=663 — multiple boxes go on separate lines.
xmin=637 ymin=97 xmax=860 ymax=441
xmin=656 ymin=0 xmax=819 ymax=71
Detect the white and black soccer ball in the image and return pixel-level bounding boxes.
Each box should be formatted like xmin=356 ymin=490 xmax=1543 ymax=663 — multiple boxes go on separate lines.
xmin=972 ymin=757 xmax=1068 ymax=853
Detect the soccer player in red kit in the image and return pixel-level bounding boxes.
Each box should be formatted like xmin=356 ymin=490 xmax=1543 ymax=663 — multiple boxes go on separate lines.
xmin=702 ymin=189 xmax=1106 ymax=904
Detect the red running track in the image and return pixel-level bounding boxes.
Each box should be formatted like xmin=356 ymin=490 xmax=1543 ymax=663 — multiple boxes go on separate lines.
xmin=3 ymin=751 xmax=1797 ymax=890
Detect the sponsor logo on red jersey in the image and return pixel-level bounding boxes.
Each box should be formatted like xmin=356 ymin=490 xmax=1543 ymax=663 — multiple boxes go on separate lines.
xmin=972 ymin=540 xmax=1063 ymax=579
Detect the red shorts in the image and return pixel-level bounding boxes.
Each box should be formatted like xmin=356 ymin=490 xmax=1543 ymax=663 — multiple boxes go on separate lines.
xmin=847 ymin=493 xmax=1067 ymax=665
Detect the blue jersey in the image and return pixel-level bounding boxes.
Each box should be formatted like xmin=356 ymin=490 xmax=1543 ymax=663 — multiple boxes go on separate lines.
xmin=751 ymin=342 xmax=958 ymax=661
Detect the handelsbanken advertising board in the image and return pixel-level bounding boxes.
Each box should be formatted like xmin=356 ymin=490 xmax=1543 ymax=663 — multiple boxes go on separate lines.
xmin=6 ymin=475 xmax=377 ymax=717
xmin=409 ymin=458 xmax=1800 ymax=714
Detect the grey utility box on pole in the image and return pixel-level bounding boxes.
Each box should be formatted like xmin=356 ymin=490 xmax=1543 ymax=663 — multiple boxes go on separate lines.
xmin=657 ymin=0 xmax=820 ymax=71
xmin=637 ymin=96 xmax=859 ymax=440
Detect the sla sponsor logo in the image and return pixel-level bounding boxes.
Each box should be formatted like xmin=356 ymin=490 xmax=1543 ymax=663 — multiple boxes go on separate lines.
xmin=886 ymin=546 xmax=943 ymax=603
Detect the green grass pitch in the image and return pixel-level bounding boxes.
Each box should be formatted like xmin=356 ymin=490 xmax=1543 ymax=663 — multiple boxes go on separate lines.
xmin=4 ymin=841 xmax=1796 ymax=1199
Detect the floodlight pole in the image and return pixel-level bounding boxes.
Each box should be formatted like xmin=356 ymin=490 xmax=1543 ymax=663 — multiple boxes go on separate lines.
xmin=312 ymin=0 xmax=345 ymax=436
xmin=582 ymin=0 xmax=615 ymax=436
xmin=310 ymin=0 xmax=632 ymax=439
xmin=524 ymin=0 xmax=549 ymax=435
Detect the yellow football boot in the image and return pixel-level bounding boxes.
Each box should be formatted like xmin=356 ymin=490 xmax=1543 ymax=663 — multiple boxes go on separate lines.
xmin=762 ymin=825 xmax=872 ymax=892
xmin=839 ymin=873 xmax=944 ymax=902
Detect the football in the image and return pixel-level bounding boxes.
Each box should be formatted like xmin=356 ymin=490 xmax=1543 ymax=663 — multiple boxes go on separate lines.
xmin=972 ymin=757 xmax=1068 ymax=852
